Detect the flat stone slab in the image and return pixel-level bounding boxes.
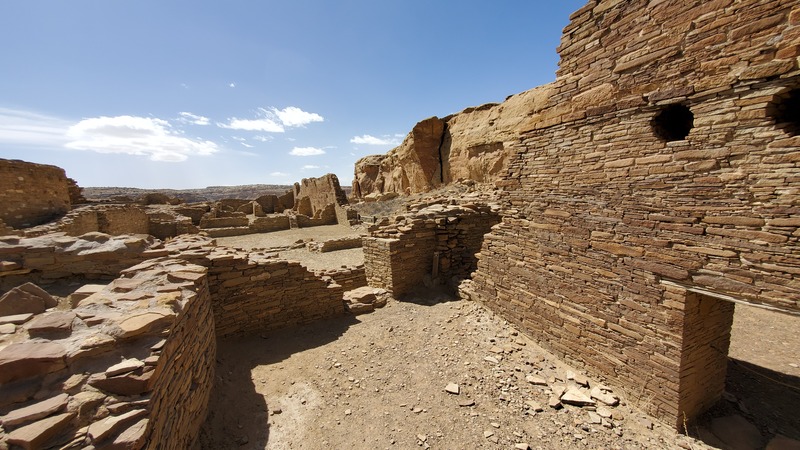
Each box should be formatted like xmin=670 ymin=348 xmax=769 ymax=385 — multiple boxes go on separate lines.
xmin=590 ymin=386 xmax=619 ymax=406
xmin=560 ymin=387 xmax=596 ymax=407
xmin=115 ymin=310 xmax=176 ymax=339
xmin=0 ymin=342 xmax=67 ymax=384
xmin=27 ymin=311 xmax=76 ymax=337
xmin=6 ymin=412 xmax=75 ymax=449
xmin=106 ymin=358 xmax=145 ymax=377
xmin=1 ymin=393 xmax=69 ymax=427
xmin=0 ymin=313 xmax=34 ymax=325
xmin=87 ymin=408 xmax=147 ymax=443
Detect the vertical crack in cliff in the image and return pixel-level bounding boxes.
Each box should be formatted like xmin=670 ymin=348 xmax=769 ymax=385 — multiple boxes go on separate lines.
xmin=437 ymin=122 xmax=447 ymax=184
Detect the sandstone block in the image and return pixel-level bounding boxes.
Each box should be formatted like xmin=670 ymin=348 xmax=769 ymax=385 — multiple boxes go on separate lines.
xmin=0 ymin=282 xmax=58 ymax=316
xmin=0 ymin=342 xmax=67 ymax=383
xmin=6 ymin=412 xmax=75 ymax=450
xmin=0 ymin=393 xmax=69 ymax=428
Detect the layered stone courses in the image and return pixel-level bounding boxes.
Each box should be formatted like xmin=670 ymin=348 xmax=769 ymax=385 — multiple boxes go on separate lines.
xmin=0 ymin=159 xmax=72 ymax=229
xmin=462 ymin=0 xmax=800 ymax=429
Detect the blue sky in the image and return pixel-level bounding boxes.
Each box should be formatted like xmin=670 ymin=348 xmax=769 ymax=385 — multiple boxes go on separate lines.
xmin=0 ymin=1 xmax=585 ymax=189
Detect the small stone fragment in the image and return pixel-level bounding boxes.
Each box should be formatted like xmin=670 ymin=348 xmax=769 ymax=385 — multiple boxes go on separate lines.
xmin=590 ymin=386 xmax=619 ymax=406
xmin=445 ymin=383 xmax=460 ymax=394
xmin=525 ymin=375 xmax=547 ymax=386
xmin=515 ymin=444 xmax=531 ymax=450
xmin=1 ymin=393 xmax=69 ymax=427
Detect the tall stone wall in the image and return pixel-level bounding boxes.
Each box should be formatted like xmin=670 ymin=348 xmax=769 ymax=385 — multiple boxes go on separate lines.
xmin=467 ymin=0 xmax=800 ymax=429
xmin=0 ymin=159 xmax=72 ymax=229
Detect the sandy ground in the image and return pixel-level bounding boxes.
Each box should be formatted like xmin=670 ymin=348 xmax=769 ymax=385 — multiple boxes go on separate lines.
xmin=196 ymin=285 xmax=800 ymax=450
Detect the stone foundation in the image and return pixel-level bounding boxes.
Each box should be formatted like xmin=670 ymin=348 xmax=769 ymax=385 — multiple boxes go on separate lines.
xmin=0 ymin=159 xmax=71 ymax=230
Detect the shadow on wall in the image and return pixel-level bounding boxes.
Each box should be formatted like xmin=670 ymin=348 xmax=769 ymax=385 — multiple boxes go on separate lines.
xmin=198 ymin=314 xmax=360 ymax=449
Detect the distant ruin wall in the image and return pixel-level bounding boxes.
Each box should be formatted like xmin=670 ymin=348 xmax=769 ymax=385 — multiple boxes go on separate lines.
xmin=20 ymin=205 xmax=150 ymax=238
xmin=467 ymin=0 xmax=800 ymax=429
xmin=293 ymin=174 xmax=348 ymax=221
xmin=0 ymin=159 xmax=72 ymax=229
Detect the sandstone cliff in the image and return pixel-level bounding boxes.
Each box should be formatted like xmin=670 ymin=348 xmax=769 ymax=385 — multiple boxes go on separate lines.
xmin=352 ymin=84 xmax=554 ymax=199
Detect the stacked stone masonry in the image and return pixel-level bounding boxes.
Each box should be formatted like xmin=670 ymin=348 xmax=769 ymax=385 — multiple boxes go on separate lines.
xmin=465 ymin=0 xmax=800 ymax=430
xmin=0 ymin=159 xmax=72 ymax=230
xmin=0 ymin=259 xmax=215 ymax=449
xmin=364 ymin=202 xmax=500 ymax=297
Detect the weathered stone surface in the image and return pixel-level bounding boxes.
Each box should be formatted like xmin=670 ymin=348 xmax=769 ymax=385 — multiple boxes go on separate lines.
xmin=0 ymin=282 xmax=58 ymax=316
xmin=6 ymin=412 xmax=75 ymax=450
xmin=26 ymin=311 xmax=76 ymax=337
xmin=0 ymin=342 xmax=67 ymax=383
xmin=0 ymin=313 xmax=33 ymax=325
xmin=0 ymin=159 xmax=72 ymax=229
xmin=292 ymin=174 xmax=348 ymax=222
xmin=87 ymin=408 xmax=147 ymax=443
xmin=115 ymin=310 xmax=176 ymax=338
xmin=0 ymin=393 xmax=69 ymax=427
xmin=105 ymin=358 xmax=145 ymax=377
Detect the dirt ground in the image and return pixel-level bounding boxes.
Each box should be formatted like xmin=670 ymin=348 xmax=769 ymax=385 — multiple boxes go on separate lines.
xmin=197 ymin=289 xmax=799 ymax=450
xmin=199 ymin=228 xmax=800 ymax=450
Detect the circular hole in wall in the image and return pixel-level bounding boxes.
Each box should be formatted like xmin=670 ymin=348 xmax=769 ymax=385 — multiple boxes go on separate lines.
xmin=768 ymin=88 xmax=800 ymax=136
xmin=652 ymin=104 xmax=694 ymax=142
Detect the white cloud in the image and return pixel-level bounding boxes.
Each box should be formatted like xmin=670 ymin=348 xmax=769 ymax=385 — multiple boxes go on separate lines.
xmin=350 ymin=134 xmax=401 ymax=146
xmin=254 ymin=135 xmax=273 ymax=142
xmin=218 ymin=117 xmax=284 ymax=132
xmin=229 ymin=82 xmax=236 ymax=88
xmin=177 ymin=112 xmax=210 ymax=126
xmin=271 ymin=106 xmax=323 ymax=127
xmin=270 ymin=171 xmax=290 ymax=177
xmin=302 ymin=164 xmax=320 ymax=170
xmin=289 ymin=146 xmax=325 ymax=156
xmin=240 ymin=142 xmax=254 ymax=148
xmin=0 ymin=107 xmax=71 ymax=147
xmin=65 ymin=115 xmax=219 ymax=162
xmin=217 ymin=106 xmax=323 ymax=132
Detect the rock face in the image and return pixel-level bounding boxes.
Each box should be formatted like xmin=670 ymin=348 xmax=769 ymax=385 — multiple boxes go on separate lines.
xmin=352 ymin=86 xmax=554 ymax=199
xmin=0 ymin=282 xmax=59 ymax=316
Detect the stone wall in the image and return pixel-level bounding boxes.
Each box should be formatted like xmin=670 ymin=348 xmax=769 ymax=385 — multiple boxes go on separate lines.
xmin=466 ymin=0 xmax=800 ymax=429
xmin=0 ymin=259 xmax=214 ymax=449
xmin=163 ymin=235 xmax=347 ymax=337
xmin=364 ymin=203 xmax=500 ymax=297
xmin=20 ymin=205 xmax=150 ymax=238
xmin=0 ymin=159 xmax=72 ymax=229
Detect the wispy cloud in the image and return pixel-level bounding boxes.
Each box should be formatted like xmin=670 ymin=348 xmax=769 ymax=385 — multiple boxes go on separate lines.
xmin=254 ymin=135 xmax=273 ymax=142
xmin=269 ymin=171 xmax=290 ymax=177
xmin=177 ymin=111 xmax=210 ymax=126
xmin=219 ymin=116 xmax=284 ymax=132
xmin=218 ymin=106 xmax=323 ymax=132
xmin=289 ymin=146 xmax=325 ymax=156
xmin=229 ymin=82 xmax=236 ymax=88
xmin=302 ymin=164 xmax=320 ymax=170
xmin=0 ymin=107 xmax=71 ymax=147
xmin=240 ymin=142 xmax=254 ymax=148
xmin=350 ymin=134 xmax=401 ymax=146
xmin=65 ymin=115 xmax=218 ymax=162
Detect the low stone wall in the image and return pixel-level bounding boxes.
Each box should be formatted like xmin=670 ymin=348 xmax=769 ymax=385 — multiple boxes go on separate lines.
xmin=21 ymin=205 xmax=150 ymax=238
xmin=313 ymin=265 xmax=367 ymax=291
xmin=0 ymin=233 xmax=167 ymax=291
xmin=0 ymin=259 xmax=215 ymax=449
xmin=163 ymin=235 xmax=347 ymax=337
xmin=307 ymin=236 xmax=363 ymax=253
xmin=363 ymin=203 xmax=500 ymax=297
xmin=250 ymin=215 xmax=291 ymax=233
xmin=199 ymin=216 xmax=249 ymax=229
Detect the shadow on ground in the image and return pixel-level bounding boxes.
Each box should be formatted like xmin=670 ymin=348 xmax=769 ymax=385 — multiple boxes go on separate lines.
xmin=692 ymin=358 xmax=800 ymax=449
xmin=197 ymin=314 xmax=361 ymax=449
